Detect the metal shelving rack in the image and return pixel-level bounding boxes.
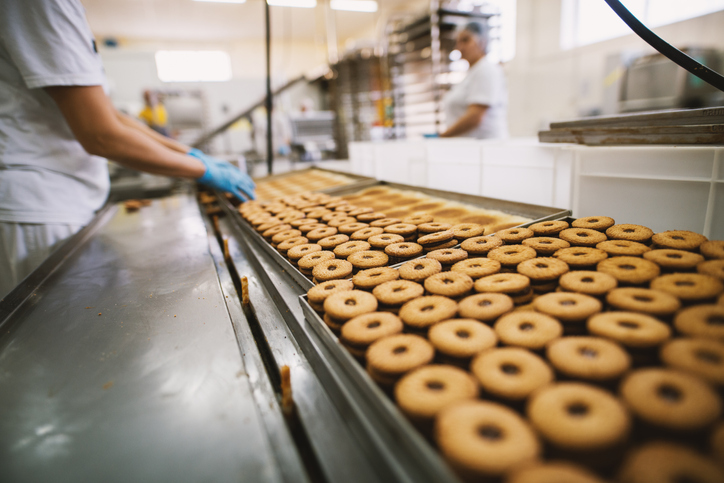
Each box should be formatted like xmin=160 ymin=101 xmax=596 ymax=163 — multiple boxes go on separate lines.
xmin=385 ymin=1 xmax=500 ymax=138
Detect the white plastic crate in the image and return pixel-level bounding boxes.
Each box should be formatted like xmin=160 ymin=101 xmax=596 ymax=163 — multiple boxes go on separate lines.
xmin=426 ymin=139 xmax=482 ymax=195
xmin=348 ymin=141 xmax=376 ymax=177
xmin=570 ymin=145 xmax=723 ymax=239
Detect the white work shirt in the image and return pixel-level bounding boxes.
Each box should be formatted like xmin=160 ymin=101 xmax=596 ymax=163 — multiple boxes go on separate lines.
xmin=443 ymin=57 xmax=508 ymax=139
xmin=0 ymin=0 xmax=110 ymax=225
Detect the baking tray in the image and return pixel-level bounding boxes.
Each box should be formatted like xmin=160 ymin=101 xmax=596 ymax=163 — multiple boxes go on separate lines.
xmin=298 ymin=294 xmax=462 ymax=483
xmin=252 ymin=167 xmax=378 ymax=199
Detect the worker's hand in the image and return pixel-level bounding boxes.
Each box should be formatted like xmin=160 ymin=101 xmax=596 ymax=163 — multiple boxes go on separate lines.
xmin=189 ymin=149 xmax=256 ymax=201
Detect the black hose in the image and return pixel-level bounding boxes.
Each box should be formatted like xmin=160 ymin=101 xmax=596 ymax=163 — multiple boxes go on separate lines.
xmin=604 ymin=0 xmax=724 ymax=92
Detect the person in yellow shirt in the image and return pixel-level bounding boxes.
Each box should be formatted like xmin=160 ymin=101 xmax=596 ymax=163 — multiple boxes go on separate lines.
xmin=139 ymin=89 xmax=170 ymax=136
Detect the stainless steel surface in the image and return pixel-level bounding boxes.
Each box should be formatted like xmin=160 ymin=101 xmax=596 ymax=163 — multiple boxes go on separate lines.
xmin=218 ymin=217 xmax=390 ymax=482
xmin=0 ymin=195 xmax=288 ymax=483
xmin=298 ymin=296 xmax=462 ymax=483
xmin=219 ymin=198 xmax=462 ymax=483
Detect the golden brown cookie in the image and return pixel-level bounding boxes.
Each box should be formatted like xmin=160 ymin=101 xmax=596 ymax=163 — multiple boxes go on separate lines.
xmin=643 ymin=249 xmax=704 ymax=271
xmin=451 ymin=223 xmax=485 ymax=239
xmin=652 ymin=230 xmax=708 ymax=251
xmin=323 ymin=289 xmax=377 ymax=322
xmin=306 ymin=227 xmax=338 ymax=242
xmin=426 ymin=248 xmax=468 ymax=266
xmin=517 ymin=257 xmax=569 ymax=282
xmin=424 ymin=272 xmax=474 ymax=298
xmin=347 ymin=250 xmax=389 ymax=270
xmin=366 ymin=334 xmax=434 ymax=384
xmin=495 ymin=227 xmax=534 ymax=244
xmin=597 ymin=256 xmax=661 ymax=285
xmin=356 ymin=212 xmax=387 ymax=223
xmin=276 ymin=236 xmax=309 ymax=254
xmin=650 ymin=273 xmax=724 ymax=302
xmin=368 ymin=233 xmax=405 ymax=249
xmin=700 ymin=240 xmax=724 ymax=260
xmin=384 ymin=242 xmax=424 ymax=261
xmin=350 ymin=227 xmax=384 ymax=241
xmin=494 ymin=312 xmax=563 ymax=351
xmin=558 ymin=270 xmax=617 ymax=296
xmin=522 ymin=236 xmax=571 ymax=256
xmin=352 ymin=267 xmax=399 ymax=290
xmin=618 ymin=442 xmax=724 ymax=483
xmin=488 ymin=245 xmax=537 ymax=268
xmin=606 ymin=287 xmax=681 ymax=317
xmin=547 ymin=336 xmax=631 ymax=381
xmin=333 ymin=240 xmax=372 ymax=258
xmin=399 ymin=296 xmax=458 ymax=329
xmin=660 ymin=338 xmax=724 ymax=387
xmin=312 ymin=258 xmax=354 ymax=282
xmin=559 ymin=228 xmax=607 ymax=247
xmin=338 ymin=222 xmax=369 ymax=235
xmin=451 ymin=258 xmax=501 ymax=279
xmin=461 ymin=235 xmax=504 ymax=256
xmin=428 ymin=319 xmax=497 ymax=360
xmin=370 ymin=217 xmax=402 ymax=228
xmin=398 ymin=258 xmax=442 ymax=283
xmin=307 ymin=279 xmax=354 ymax=305
xmin=674 ymin=304 xmax=724 ymax=341
xmin=417 ymin=230 xmax=455 ymax=247
xmin=298 ymin=251 xmax=335 ymax=274
xmin=317 ymin=234 xmax=350 ymax=250
xmin=373 ymin=280 xmax=425 ymax=306
xmin=458 ymin=293 xmax=514 ymax=322
xmin=470 ymin=347 xmax=553 ymax=401
xmin=528 ymin=220 xmax=569 ymax=236
xmin=587 ymin=311 xmax=671 ymax=349
xmin=572 ymin=216 xmax=615 ymax=232
xmin=698 ymin=259 xmax=724 ymax=281
xmin=402 ymin=214 xmax=434 ymax=225
xmin=596 ymin=239 xmax=651 ymax=257
xmin=435 ymin=401 xmax=541 ymax=478
xmin=327 ymin=216 xmax=357 ymax=228
xmin=417 ymin=222 xmax=452 ymax=234
xmin=620 ymin=368 xmax=721 ymax=431
xmin=384 ymin=223 xmax=417 ymax=237
xmin=271 ymin=229 xmax=303 ymax=245
xmin=553 ymin=247 xmax=608 ymax=269
xmin=606 ymin=224 xmax=654 ymax=243
xmin=533 ymin=292 xmax=602 ymax=323
xmin=395 ymin=365 xmax=478 ymax=421
xmin=527 ymin=382 xmax=630 ymax=450
xmin=287 ymin=243 xmax=322 ymax=262
xmin=340 ymin=312 xmax=403 ymax=353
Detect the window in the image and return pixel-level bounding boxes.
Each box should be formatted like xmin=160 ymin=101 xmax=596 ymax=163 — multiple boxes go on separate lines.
xmin=155 ymin=51 xmax=233 ymax=82
xmin=561 ymin=0 xmax=724 ymax=49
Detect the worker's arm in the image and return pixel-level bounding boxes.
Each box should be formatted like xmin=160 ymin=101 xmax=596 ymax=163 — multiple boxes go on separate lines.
xmin=45 ymin=85 xmax=205 ymax=178
xmin=440 ymin=104 xmax=488 ymax=138
xmin=116 ymin=111 xmax=189 ymax=154
xmin=45 ymin=85 xmax=255 ymax=200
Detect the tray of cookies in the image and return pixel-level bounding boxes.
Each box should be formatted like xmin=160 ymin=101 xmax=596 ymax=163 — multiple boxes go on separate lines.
xmin=251 ymin=167 xmax=377 ymax=201
xmin=299 ymin=215 xmax=724 ymax=482
xmin=228 ymin=177 xmax=570 ymax=291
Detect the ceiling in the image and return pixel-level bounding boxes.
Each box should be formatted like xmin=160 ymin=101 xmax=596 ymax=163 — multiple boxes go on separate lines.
xmin=81 ymin=0 xmax=419 ymax=43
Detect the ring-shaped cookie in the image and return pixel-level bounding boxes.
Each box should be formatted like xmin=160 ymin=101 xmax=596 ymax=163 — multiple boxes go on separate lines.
xmin=494 ymin=312 xmax=563 ymax=350
xmin=317 ymin=234 xmax=350 ymax=249
xmin=572 ymin=216 xmax=615 ymax=232
xmin=323 ymin=289 xmax=378 ymax=321
xmin=333 ymin=240 xmax=372 ymax=258
xmin=451 ymin=258 xmax=501 ymax=279
xmin=527 ymin=382 xmax=630 ymax=450
xmin=533 ymin=292 xmax=602 ymax=323
xmin=650 ymin=273 xmax=724 ymax=301
xmin=399 ymin=295 xmax=458 ymax=329
xmin=620 ymin=368 xmax=721 ymax=431
xmin=558 ymin=270 xmax=617 ymax=296
xmin=395 ymin=365 xmax=478 ymax=420
xmin=660 ymin=338 xmax=724 ymax=387
xmin=547 ymin=336 xmax=631 ymax=381
xmin=488 ymin=245 xmax=537 ymax=267
xmin=587 ymin=311 xmax=671 ymax=349
xmin=352 ymin=267 xmax=399 ymax=290
xmin=559 ymin=228 xmax=608 ymax=247
xmin=425 ymin=272 xmax=475 ymax=298
xmin=596 ymin=256 xmax=661 ymax=285
xmin=652 ymin=230 xmax=708 ymax=251
xmin=528 ymin=220 xmax=569 ymax=236
xmin=312 ymin=258 xmax=354 ymax=282
xmin=461 ymin=235 xmax=504 ymax=255
xmin=522 ymin=236 xmax=571 ymax=256
xmin=471 ymin=347 xmax=553 ymax=400
xmin=428 ymin=319 xmax=498 ymax=359
xmin=458 ymin=293 xmax=514 ymax=322
xmin=596 ymin=240 xmax=651 ymax=257
xmin=373 ymin=280 xmax=425 ymax=306
xmin=674 ymin=304 xmax=724 ymax=341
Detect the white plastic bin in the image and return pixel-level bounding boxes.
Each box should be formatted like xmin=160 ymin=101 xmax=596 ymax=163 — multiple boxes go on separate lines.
xmin=426 ymin=139 xmax=482 ymax=195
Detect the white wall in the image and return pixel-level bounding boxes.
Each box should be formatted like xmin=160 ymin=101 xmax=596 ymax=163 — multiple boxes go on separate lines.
xmin=507 ymin=0 xmax=724 ymax=136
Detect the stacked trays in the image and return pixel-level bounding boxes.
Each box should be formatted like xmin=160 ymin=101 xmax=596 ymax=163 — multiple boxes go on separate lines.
xmin=303 ymin=215 xmax=724 ymax=482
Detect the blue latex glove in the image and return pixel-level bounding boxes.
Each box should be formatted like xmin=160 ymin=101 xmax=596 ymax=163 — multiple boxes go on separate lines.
xmin=189 ymin=149 xmax=256 ymax=201
xmin=422 ymin=133 xmax=440 ymax=139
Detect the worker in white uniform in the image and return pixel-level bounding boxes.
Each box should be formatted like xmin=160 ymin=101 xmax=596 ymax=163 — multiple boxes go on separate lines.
xmin=441 ymin=21 xmax=508 ymax=139
xmin=0 ymin=0 xmax=255 ymax=299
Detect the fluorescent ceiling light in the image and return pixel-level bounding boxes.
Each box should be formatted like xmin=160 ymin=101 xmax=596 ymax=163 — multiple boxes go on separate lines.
xmin=267 ymin=0 xmax=316 ymax=7
xmin=193 ymin=0 xmax=246 ymax=3
xmin=330 ymin=0 xmax=377 ymax=12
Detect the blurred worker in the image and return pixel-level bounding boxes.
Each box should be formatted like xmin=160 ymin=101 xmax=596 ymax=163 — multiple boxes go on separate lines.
xmin=138 ymin=89 xmax=170 ymax=137
xmin=0 ymin=0 xmax=255 ymax=299
xmin=440 ymin=21 xmax=508 ymax=139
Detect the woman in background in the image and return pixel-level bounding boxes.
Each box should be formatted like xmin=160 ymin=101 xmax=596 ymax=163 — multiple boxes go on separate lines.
xmin=440 ymin=21 xmax=508 ymax=139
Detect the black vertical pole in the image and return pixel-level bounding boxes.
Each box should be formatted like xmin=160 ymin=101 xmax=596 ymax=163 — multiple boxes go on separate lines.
xmin=265 ymin=0 xmax=273 ymax=175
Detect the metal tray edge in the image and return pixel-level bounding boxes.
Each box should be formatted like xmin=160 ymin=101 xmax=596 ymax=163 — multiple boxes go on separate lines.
xmin=298 ymin=295 xmax=462 ymax=483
